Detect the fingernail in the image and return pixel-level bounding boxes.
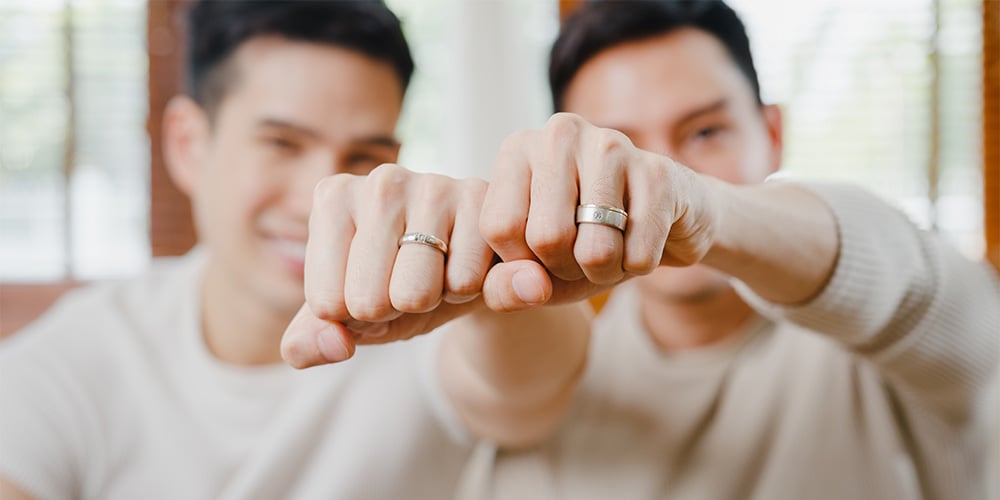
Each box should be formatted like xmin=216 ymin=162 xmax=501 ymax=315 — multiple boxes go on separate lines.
xmin=316 ymin=326 xmax=350 ymax=361
xmin=512 ymin=269 xmax=547 ymax=305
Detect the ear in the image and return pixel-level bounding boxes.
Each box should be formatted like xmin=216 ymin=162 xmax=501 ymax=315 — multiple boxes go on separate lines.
xmin=761 ymin=104 xmax=783 ymax=174
xmin=162 ymin=95 xmax=211 ymax=197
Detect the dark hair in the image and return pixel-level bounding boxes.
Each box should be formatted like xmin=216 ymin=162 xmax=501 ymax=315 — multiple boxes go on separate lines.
xmin=549 ymin=0 xmax=761 ymax=111
xmin=186 ymin=0 xmax=414 ymax=115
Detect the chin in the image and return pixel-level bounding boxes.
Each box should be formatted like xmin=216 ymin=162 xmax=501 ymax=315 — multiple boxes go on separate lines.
xmin=247 ymin=254 xmax=306 ymax=315
xmin=635 ymin=265 xmax=731 ymax=303
xmin=257 ymin=278 xmax=305 ymax=316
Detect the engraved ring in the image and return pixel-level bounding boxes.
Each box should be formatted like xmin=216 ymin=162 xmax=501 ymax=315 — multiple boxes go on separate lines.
xmin=399 ymin=232 xmax=448 ymax=255
xmin=575 ymin=204 xmax=628 ymax=232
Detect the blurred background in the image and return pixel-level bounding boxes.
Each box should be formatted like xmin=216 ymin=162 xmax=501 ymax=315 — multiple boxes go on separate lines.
xmin=0 ymin=0 xmax=997 ymax=336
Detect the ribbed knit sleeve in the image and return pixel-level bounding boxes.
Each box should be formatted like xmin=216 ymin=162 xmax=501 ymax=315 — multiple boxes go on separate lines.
xmin=734 ymin=183 xmax=1000 ymax=425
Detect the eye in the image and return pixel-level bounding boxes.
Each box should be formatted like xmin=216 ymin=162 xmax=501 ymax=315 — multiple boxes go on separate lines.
xmin=346 ymin=153 xmax=378 ymax=165
xmin=344 ymin=152 xmax=393 ymax=174
xmin=692 ymin=126 xmax=722 ymax=140
xmin=262 ymin=135 xmax=301 ymax=153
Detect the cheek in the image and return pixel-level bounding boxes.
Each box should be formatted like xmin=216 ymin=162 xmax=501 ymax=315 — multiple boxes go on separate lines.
xmin=198 ymin=162 xmax=276 ymax=231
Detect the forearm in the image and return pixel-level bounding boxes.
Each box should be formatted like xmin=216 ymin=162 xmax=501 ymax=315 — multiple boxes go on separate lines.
xmin=439 ymin=302 xmax=591 ymax=449
xmin=700 ymin=178 xmax=840 ymax=305
xmin=718 ymin=182 xmax=1000 ymax=424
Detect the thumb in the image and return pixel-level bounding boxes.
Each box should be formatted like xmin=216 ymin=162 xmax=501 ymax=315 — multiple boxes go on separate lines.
xmin=482 ymin=260 xmax=553 ymax=312
xmin=281 ymin=303 xmax=358 ymax=368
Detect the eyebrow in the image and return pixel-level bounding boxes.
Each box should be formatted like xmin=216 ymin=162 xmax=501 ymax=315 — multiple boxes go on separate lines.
xmin=257 ymin=118 xmax=400 ymax=148
xmin=601 ymin=98 xmax=730 ymax=138
xmin=673 ymin=98 xmax=729 ymax=128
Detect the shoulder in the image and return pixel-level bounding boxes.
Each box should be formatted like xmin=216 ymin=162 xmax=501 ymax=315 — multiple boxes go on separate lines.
xmin=0 ymin=253 xmax=205 ymax=494
xmin=8 ymin=254 xmax=192 ymax=339
xmin=0 ymin=252 xmax=203 ymax=397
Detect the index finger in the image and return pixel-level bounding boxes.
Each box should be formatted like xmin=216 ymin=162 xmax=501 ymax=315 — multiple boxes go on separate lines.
xmin=481 ymin=131 xmax=534 ymax=263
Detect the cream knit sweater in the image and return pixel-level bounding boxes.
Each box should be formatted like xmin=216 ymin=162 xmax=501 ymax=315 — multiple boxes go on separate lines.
xmin=472 ymin=184 xmax=999 ymax=500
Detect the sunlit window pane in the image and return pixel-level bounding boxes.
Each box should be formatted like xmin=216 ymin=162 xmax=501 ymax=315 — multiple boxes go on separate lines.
xmin=0 ymin=0 xmax=148 ymax=282
xmin=730 ymin=0 xmax=983 ymax=258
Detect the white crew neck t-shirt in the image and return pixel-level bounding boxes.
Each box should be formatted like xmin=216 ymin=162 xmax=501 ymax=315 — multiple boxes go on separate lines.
xmin=0 ymin=251 xmax=472 ymax=500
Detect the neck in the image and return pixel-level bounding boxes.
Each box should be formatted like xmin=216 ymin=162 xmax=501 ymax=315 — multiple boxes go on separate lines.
xmin=200 ymin=263 xmax=297 ymax=366
xmin=638 ymin=285 xmax=756 ymax=353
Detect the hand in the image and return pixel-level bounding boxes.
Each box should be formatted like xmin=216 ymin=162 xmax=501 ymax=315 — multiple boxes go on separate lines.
xmin=281 ymin=164 xmax=556 ymax=367
xmin=480 ymin=113 xmax=717 ymax=303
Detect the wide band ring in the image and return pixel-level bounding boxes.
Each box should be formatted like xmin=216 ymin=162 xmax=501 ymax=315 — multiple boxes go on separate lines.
xmin=576 ymin=204 xmax=628 ymax=232
xmin=399 ymin=232 xmax=448 ymax=255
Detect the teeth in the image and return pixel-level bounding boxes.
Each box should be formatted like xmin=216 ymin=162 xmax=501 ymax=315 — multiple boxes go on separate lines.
xmin=273 ymin=239 xmax=307 ymax=260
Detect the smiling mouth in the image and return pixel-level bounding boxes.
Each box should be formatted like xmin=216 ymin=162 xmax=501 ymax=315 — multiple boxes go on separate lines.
xmin=268 ymin=237 xmax=307 ymax=277
xmin=271 ymin=238 xmax=307 ymax=260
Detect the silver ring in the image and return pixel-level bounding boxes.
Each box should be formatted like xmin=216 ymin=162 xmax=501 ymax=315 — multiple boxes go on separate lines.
xmin=576 ymin=204 xmax=628 ymax=232
xmin=399 ymin=232 xmax=448 ymax=255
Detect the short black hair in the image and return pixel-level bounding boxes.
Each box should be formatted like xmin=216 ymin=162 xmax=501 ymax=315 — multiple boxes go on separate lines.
xmin=186 ymin=0 xmax=414 ymax=115
xmin=549 ymin=0 xmax=762 ymax=111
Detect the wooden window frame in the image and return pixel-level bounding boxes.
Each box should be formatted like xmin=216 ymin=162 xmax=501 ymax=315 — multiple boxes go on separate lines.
xmin=984 ymin=0 xmax=999 ymax=271
xmin=148 ymin=0 xmax=196 ymax=258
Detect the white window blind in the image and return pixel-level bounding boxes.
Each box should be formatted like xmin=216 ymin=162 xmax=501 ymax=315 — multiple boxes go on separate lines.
xmin=0 ymin=0 xmax=149 ymax=282
xmin=730 ymin=0 xmax=984 ymax=258
xmin=0 ymin=0 xmax=985 ymax=282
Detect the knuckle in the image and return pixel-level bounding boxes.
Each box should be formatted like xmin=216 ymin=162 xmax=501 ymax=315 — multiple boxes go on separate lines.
xmin=545 ymin=113 xmax=581 ymax=147
xmin=346 ymin=294 xmax=396 ymax=322
xmin=623 ymin=251 xmax=658 ymax=276
xmin=525 ymin=219 xmax=576 ymax=257
xmin=623 ymin=214 xmax=670 ymax=275
xmin=367 ymin=163 xmax=407 ymax=199
xmin=313 ymin=175 xmax=352 ymax=206
xmin=307 ymin=295 xmax=349 ymax=322
xmin=546 ymin=112 xmax=583 ymax=129
xmin=446 ymin=259 xmax=487 ymax=297
xmin=595 ymin=128 xmax=630 ymax=159
xmin=390 ymin=289 xmax=438 ymax=314
xmin=480 ymin=213 xmax=525 ymax=248
xmin=447 ymin=277 xmax=483 ymax=299
xmin=498 ymin=130 xmax=534 ymax=155
xmin=416 ymin=174 xmax=455 ymax=206
xmin=576 ymin=239 xmax=620 ymax=271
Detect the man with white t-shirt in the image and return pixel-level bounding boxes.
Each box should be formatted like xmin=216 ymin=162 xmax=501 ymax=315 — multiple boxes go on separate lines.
xmin=0 ymin=2 xmax=591 ymax=498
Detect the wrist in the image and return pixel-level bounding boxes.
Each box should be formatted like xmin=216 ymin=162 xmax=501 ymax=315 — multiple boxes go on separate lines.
xmin=659 ymin=162 xmax=732 ymax=268
xmin=699 ymin=177 xmax=744 ymax=270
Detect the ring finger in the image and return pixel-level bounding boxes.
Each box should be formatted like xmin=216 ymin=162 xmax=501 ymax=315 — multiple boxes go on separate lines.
xmin=389 ymin=175 xmax=454 ymax=313
xmin=574 ymin=129 xmax=628 ymax=284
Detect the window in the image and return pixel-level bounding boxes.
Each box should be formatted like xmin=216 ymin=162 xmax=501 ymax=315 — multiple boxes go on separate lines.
xmin=729 ymin=0 xmax=984 ymax=258
xmin=0 ymin=0 xmax=986 ymax=283
xmin=0 ymin=0 xmax=149 ymax=282
xmin=386 ymin=0 xmax=558 ymax=178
